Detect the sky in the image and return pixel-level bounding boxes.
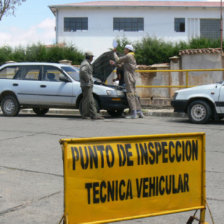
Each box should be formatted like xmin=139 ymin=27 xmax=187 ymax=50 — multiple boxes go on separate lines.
xmin=0 ymin=0 xmax=219 ymax=48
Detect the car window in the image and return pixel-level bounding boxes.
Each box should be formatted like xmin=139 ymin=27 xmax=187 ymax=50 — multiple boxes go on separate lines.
xmin=0 ymin=66 xmax=20 ymax=79
xmin=62 ymin=66 xmax=80 ymax=81
xmin=43 ymin=66 xmax=66 ymax=82
xmin=19 ymin=66 xmax=41 ymax=80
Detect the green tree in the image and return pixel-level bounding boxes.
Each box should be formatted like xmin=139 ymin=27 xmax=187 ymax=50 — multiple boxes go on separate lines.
xmin=46 ymin=45 xmax=84 ymax=64
xmin=11 ymin=46 xmax=26 ymax=61
xmin=25 ymin=44 xmax=47 ymax=62
xmin=133 ymin=37 xmax=221 ymax=65
xmin=0 ymin=46 xmax=12 ymax=63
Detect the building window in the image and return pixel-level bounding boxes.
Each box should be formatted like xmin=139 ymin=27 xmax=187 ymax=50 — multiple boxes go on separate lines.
xmin=64 ymin=17 xmax=88 ymax=32
xmin=175 ymin=18 xmax=185 ymax=32
xmin=200 ymin=19 xmax=220 ymax=39
xmin=113 ymin=18 xmax=144 ymax=32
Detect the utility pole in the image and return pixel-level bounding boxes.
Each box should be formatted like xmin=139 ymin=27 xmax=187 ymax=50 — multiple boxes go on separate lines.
xmin=221 ymin=0 xmax=224 ymax=80
xmin=221 ymin=0 xmax=223 ymax=52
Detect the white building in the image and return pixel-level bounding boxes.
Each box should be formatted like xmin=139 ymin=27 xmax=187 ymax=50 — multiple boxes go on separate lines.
xmin=49 ymin=1 xmax=223 ymax=57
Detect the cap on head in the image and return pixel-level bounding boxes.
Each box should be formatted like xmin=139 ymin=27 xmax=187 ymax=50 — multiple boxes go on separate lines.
xmin=85 ymin=51 xmax=94 ymax=57
xmin=125 ymin=44 xmax=134 ymax=52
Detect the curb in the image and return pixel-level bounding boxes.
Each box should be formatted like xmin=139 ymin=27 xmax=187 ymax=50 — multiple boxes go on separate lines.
xmin=15 ymin=108 xmax=187 ymax=118
xmin=144 ymin=110 xmax=187 ymax=118
xmin=0 ymin=108 xmax=187 ymax=118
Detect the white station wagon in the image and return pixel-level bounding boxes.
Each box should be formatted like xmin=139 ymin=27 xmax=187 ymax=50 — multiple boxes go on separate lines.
xmin=171 ymin=81 xmax=224 ymax=124
xmin=0 ymin=62 xmax=128 ymax=117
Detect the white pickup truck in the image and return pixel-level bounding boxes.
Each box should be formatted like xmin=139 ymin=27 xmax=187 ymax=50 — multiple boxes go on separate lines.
xmin=171 ymin=81 xmax=224 ymax=124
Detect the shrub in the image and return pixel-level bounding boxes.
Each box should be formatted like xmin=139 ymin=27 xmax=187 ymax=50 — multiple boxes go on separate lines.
xmin=115 ymin=37 xmax=222 ymax=65
xmin=0 ymin=44 xmax=84 ymax=65
xmin=0 ymin=46 xmax=13 ymax=64
xmin=0 ymin=38 xmax=222 ymax=66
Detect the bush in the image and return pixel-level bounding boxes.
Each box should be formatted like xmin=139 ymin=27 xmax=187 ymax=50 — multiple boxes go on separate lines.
xmin=0 ymin=38 xmax=222 ymax=66
xmin=115 ymin=37 xmax=222 ymax=65
xmin=0 ymin=44 xmax=84 ymax=65
xmin=0 ymin=46 xmax=13 ymax=63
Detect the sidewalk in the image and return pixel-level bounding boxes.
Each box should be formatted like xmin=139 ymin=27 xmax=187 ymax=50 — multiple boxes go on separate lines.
xmin=18 ymin=108 xmax=187 ymax=118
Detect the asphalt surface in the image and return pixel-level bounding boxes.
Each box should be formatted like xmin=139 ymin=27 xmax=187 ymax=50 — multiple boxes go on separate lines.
xmin=1 ymin=109 xmax=222 ymax=224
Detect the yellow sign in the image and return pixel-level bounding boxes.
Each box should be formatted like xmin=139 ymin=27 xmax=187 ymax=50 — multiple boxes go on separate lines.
xmin=60 ymin=133 xmax=206 ymax=224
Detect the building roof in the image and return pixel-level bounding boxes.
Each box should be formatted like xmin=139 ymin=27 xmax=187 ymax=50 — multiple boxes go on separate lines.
xmin=50 ymin=1 xmax=221 ymax=7
xmin=49 ymin=1 xmax=221 ymax=13
xmin=179 ymin=48 xmax=222 ymax=55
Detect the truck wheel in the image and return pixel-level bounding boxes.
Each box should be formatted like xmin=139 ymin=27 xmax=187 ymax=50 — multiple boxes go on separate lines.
xmin=1 ymin=95 xmax=20 ymax=116
xmin=33 ymin=108 xmax=49 ymax=116
xmin=107 ymin=109 xmax=124 ymax=117
xmin=187 ymin=100 xmax=211 ymax=124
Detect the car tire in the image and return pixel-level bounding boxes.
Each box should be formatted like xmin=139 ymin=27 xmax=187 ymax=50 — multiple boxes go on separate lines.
xmin=107 ymin=109 xmax=124 ymax=117
xmin=187 ymin=100 xmax=211 ymax=124
xmin=33 ymin=108 xmax=49 ymax=116
xmin=79 ymin=97 xmax=100 ymax=116
xmin=1 ymin=95 xmax=20 ymax=116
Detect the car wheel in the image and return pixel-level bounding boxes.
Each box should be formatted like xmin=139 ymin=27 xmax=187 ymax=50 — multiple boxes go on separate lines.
xmin=33 ymin=108 xmax=49 ymax=116
xmin=79 ymin=97 xmax=100 ymax=116
xmin=107 ymin=109 xmax=124 ymax=117
xmin=187 ymin=100 xmax=211 ymax=124
xmin=1 ymin=95 xmax=20 ymax=116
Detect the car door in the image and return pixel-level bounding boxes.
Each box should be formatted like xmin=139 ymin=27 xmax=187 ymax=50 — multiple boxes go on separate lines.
xmin=14 ymin=65 xmax=45 ymax=104
xmin=39 ymin=65 xmax=74 ymax=106
xmin=217 ymin=82 xmax=224 ymax=113
xmin=0 ymin=65 xmax=22 ymax=94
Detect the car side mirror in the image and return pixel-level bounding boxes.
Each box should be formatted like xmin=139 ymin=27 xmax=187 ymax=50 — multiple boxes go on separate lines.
xmin=59 ymin=74 xmax=70 ymax=82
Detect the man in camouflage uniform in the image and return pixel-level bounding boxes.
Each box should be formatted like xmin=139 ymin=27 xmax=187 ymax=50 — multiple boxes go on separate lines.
xmin=110 ymin=45 xmax=144 ymax=119
xmin=80 ymin=51 xmax=104 ymax=120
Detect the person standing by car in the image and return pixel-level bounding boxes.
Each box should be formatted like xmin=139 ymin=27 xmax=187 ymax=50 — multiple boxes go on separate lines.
xmin=113 ymin=64 xmax=125 ymax=87
xmin=80 ymin=51 xmax=104 ymax=120
xmin=110 ymin=45 xmax=144 ymax=119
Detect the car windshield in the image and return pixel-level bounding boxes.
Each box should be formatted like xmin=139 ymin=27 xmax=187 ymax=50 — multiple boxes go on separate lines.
xmin=61 ymin=66 xmax=80 ymax=81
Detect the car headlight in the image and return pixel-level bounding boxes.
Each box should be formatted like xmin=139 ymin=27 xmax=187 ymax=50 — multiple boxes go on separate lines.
xmin=106 ymin=89 xmax=124 ymax=96
xmin=116 ymin=90 xmax=124 ymax=96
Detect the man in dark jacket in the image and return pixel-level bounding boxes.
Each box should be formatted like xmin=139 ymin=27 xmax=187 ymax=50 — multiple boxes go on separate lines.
xmin=80 ymin=51 xmax=104 ymax=120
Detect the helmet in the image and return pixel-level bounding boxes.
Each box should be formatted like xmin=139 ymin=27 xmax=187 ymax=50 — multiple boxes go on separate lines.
xmin=125 ymin=44 xmax=134 ymax=52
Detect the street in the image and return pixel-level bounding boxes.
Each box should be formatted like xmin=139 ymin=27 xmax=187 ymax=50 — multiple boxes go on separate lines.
xmin=0 ymin=111 xmax=223 ymax=224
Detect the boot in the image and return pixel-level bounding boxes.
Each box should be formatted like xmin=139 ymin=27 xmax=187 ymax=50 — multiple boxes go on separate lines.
xmin=137 ymin=110 xmax=144 ymax=118
xmin=91 ymin=113 xmax=104 ymax=120
xmin=126 ymin=110 xmax=138 ymax=119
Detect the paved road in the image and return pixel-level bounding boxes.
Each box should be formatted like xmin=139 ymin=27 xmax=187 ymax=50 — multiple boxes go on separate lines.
xmin=0 ymin=112 xmax=223 ymax=224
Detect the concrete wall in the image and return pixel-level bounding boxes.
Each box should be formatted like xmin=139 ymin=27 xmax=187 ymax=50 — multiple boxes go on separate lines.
xmin=134 ymin=53 xmax=224 ymax=106
xmin=181 ymin=54 xmax=223 ymax=86
xmin=55 ymin=6 xmax=221 ymax=58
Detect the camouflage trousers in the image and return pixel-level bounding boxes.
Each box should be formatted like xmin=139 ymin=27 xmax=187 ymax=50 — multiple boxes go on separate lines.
xmin=81 ymin=86 xmax=97 ymax=118
xmin=125 ymin=74 xmax=141 ymax=111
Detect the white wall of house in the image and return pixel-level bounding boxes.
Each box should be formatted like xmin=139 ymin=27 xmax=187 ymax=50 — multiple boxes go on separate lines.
xmin=53 ymin=6 xmax=221 ymax=58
